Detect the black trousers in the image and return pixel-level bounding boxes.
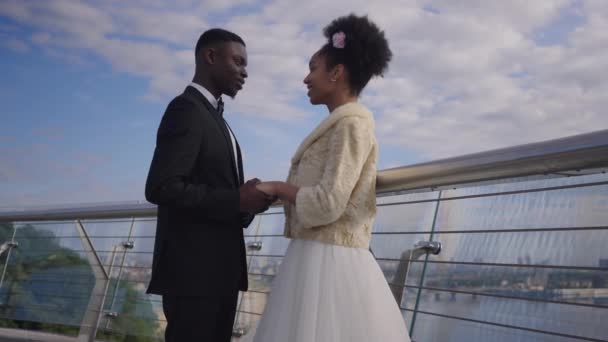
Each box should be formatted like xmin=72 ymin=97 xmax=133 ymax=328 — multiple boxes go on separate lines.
xmin=162 ymin=292 xmax=239 ymax=342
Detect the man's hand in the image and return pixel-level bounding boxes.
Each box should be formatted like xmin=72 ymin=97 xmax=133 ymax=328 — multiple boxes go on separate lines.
xmin=256 ymin=182 xmax=278 ymax=196
xmin=245 ymin=178 xmax=261 ymax=186
xmin=256 ymin=181 xmax=298 ymax=206
xmin=240 ymin=178 xmax=274 ymax=213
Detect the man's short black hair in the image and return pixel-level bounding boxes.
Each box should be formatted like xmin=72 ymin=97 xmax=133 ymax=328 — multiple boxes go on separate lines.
xmin=195 ymin=28 xmax=246 ymax=56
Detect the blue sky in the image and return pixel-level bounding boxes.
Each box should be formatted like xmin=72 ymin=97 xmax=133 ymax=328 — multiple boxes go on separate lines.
xmin=1 ymin=0 xmax=606 ymax=208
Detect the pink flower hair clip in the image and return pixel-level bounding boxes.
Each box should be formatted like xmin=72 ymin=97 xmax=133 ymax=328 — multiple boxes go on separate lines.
xmin=332 ymin=31 xmax=346 ymax=49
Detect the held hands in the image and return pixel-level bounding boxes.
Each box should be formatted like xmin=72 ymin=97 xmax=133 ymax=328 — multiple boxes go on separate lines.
xmin=239 ymin=178 xmax=277 ymax=214
xmin=256 ymin=181 xmax=299 ymax=205
xmin=256 ymin=181 xmax=282 ymax=197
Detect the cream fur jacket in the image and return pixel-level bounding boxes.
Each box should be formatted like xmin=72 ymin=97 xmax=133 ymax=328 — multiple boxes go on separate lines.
xmin=284 ymin=102 xmax=377 ymax=249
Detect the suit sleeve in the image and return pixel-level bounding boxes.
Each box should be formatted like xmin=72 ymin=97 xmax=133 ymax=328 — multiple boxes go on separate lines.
xmin=240 ymin=212 xmax=255 ymax=228
xmin=145 ymin=97 xmax=240 ymax=221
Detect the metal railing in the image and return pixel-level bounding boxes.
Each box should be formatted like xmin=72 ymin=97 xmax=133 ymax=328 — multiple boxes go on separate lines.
xmin=0 ymin=128 xmax=607 ymax=342
xmin=2 ymin=129 xmax=607 ymax=223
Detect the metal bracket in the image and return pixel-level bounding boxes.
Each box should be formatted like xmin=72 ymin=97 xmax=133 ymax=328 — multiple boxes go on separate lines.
xmin=247 ymin=241 xmax=263 ymax=251
xmin=121 ymin=241 xmax=134 ymax=249
xmin=0 ymin=241 xmax=18 ymax=257
xmin=414 ymin=240 xmax=442 ymax=255
xmin=232 ymin=326 xmax=248 ymax=337
xmin=104 ymin=311 xmax=119 ymax=319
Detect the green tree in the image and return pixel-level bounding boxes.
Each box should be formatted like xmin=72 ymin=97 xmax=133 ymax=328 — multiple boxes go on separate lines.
xmin=0 ymin=222 xmax=161 ymax=340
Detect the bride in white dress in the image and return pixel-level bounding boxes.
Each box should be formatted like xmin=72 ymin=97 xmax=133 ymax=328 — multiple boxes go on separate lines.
xmin=252 ymin=14 xmax=411 ymax=342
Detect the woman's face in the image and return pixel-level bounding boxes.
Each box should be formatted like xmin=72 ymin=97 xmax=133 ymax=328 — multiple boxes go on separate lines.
xmin=303 ymin=52 xmax=336 ymax=105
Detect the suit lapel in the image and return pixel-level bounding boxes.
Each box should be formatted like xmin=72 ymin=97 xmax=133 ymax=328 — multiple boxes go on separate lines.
xmin=232 ymin=126 xmax=245 ymax=185
xmin=237 ymin=143 xmax=244 ymax=185
xmin=220 ymin=119 xmax=240 ymax=185
xmin=184 ymin=87 xmax=240 ymax=184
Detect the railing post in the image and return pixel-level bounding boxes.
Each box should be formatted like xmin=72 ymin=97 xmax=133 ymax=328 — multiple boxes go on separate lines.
xmin=0 ymin=226 xmax=18 ymax=293
xmin=232 ymin=215 xmax=264 ymax=339
xmin=409 ymin=190 xmax=443 ymax=337
xmin=104 ymin=217 xmax=136 ymax=329
xmin=75 ymin=220 xmax=110 ymax=342
xmin=390 ymin=240 xmax=441 ymax=305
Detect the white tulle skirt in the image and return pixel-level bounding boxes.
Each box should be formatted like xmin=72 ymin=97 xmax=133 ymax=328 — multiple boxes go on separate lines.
xmin=249 ymin=238 xmax=411 ymax=342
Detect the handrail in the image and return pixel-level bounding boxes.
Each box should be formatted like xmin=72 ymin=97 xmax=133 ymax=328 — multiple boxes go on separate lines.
xmin=1 ymin=129 xmax=607 ymax=222
xmin=0 ymin=202 xmax=156 ymax=222
xmin=376 ymin=128 xmax=608 ymax=193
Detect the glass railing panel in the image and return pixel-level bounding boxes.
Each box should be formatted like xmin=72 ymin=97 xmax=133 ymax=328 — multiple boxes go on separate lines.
xmin=12 ymin=221 xmax=81 ymax=254
xmin=238 ymin=291 xmax=267 ymax=316
xmin=0 ymin=266 xmax=94 ymax=326
xmin=0 ymin=165 xmax=605 ymax=341
xmin=410 ymin=311 xmax=585 ymax=342
xmin=247 ymin=236 xmax=289 ymax=257
xmin=246 ymin=273 xmax=274 ymax=293
xmin=120 ymin=270 xmax=151 ymax=284
xmin=430 ymin=230 xmax=607 ymax=268
xmin=98 ymin=281 xmax=163 ymax=339
xmin=248 ymin=256 xmax=282 ymax=278
xmin=369 ymin=233 xmax=434 ymax=260
xmin=441 ymin=172 xmax=608 ymax=199
xmin=413 ymin=289 xmax=606 ymax=341
xmin=79 ymin=219 xmax=134 ymax=273
xmin=13 ymin=220 xmax=77 ymax=237
xmin=401 ymin=309 xmax=415 ymax=332
xmin=371 ymin=198 xmax=438 ymax=297
xmin=130 ymin=219 xmax=157 ymax=237
xmin=377 ymin=258 xmax=424 ymax=310
xmin=0 ymin=222 xmax=95 ymax=330
xmin=436 ymin=181 xmax=608 ymax=232
xmin=233 ymin=289 xmax=268 ymax=340
xmin=406 ymin=174 xmax=608 ymax=341
xmin=232 ymin=312 xmax=261 ymax=342
xmin=417 ymin=262 xmax=608 ymax=306
xmin=252 ymin=213 xmax=285 ymax=236
xmin=374 ymin=201 xmax=439 ymax=233
xmin=377 ymin=191 xmax=440 ymax=205
xmin=393 ymin=284 xmax=419 ymax=311
xmin=128 ymin=238 xmax=154 ymax=254
xmin=79 ymin=218 xmax=133 ymax=235
xmin=114 ymin=251 xmax=153 ymax=269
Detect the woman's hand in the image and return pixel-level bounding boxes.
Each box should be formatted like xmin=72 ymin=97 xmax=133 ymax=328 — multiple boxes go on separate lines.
xmin=256 ymin=181 xmax=300 ymax=205
xmin=256 ymin=182 xmax=280 ymax=196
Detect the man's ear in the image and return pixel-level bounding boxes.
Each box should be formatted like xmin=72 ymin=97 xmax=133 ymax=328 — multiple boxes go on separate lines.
xmin=202 ymin=47 xmax=216 ymax=65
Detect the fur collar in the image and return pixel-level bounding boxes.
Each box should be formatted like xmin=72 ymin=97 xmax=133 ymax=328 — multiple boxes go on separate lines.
xmin=291 ymin=102 xmax=373 ymax=164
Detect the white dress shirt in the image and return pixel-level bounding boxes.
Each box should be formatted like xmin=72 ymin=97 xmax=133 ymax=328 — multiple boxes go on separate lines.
xmin=189 ymin=82 xmax=240 ymax=181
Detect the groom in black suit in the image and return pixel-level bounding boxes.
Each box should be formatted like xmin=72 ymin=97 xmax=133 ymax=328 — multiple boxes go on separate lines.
xmin=145 ymin=28 xmax=273 ymax=342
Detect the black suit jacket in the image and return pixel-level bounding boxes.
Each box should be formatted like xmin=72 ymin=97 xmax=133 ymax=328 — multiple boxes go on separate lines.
xmin=145 ymin=86 xmax=253 ymax=296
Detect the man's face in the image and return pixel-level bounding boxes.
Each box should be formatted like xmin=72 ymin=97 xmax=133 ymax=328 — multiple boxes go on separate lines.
xmin=214 ymin=42 xmax=248 ymax=98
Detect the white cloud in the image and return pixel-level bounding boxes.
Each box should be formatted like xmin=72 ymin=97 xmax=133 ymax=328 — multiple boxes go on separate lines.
xmin=6 ymin=38 xmax=29 ymax=52
xmin=108 ymin=7 xmax=208 ymax=46
xmin=31 ymin=32 xmax=51 ymax=44
xmin=1 ymin=0 xmax=607 ymax=207
xmin=364 ymin=0 xmax=608 ymax=159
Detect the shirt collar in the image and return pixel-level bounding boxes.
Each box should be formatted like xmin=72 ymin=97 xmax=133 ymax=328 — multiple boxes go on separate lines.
xmin=189 ymin=82 xmax=220 ymax=110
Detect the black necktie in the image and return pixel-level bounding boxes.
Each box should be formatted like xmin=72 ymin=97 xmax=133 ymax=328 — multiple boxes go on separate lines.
xmin=217 ymin=97 xmax=224 ymax=116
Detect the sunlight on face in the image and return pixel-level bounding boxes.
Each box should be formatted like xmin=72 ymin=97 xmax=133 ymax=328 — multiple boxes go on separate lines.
xmin=303 ymin=52 xmax=335 ymax=105
xmin=217 ymin=42 xmax=248 ymax=98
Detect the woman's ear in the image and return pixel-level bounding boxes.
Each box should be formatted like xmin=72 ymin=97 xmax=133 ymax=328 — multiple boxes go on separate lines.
xmin=330 ymin=64 xmax=345 ymax=82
